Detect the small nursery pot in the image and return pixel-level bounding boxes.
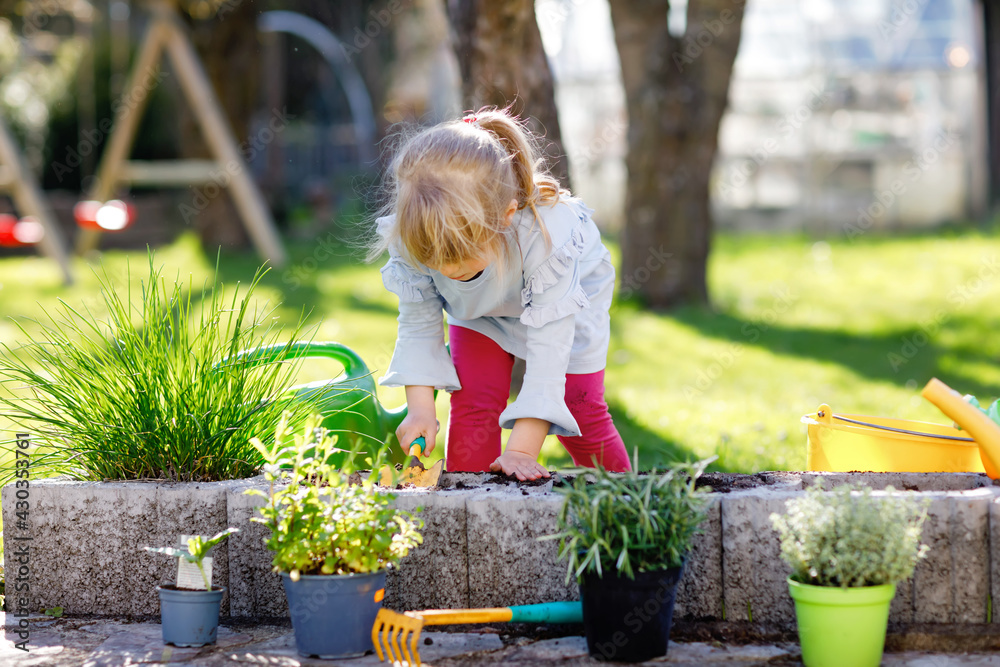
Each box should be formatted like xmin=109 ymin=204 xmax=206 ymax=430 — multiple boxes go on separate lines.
xmin=281 ymin=570 xmax=386 ymax=659
xmin=579 ymin=564 xmax=684 ymax=663
xmin=788 ymin=578 xmax=896 ymax=667
xmin=157 ymin=585 xmax=225 ymax=648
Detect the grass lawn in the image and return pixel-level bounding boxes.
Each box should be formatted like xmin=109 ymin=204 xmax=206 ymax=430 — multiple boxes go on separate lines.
xmin=1 ymin=222 xmax=999 ymax=474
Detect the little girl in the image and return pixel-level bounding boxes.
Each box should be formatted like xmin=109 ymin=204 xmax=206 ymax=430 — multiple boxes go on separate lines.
xmin=370 ymin=108 xmax=630 ymax=480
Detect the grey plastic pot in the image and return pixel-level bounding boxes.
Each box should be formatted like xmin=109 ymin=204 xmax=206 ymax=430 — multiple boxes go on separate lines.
xmin=157 ymin=585 xmax=225 ymax=647
xmin=281 ymin=570 xmax=386 ymax=659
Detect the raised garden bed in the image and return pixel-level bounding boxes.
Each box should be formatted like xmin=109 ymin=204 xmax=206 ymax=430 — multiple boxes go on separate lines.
xmin=5 ymin=471 xmax=999 ymax=645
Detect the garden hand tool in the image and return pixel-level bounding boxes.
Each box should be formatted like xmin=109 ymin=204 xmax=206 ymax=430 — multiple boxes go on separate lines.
xmin=372 ymin=601 xmax=582 ymax=666
xmin=378 ymin=437 xmax=444 ymax=488
xmin=922 ymin=377 xmax=1000 ymax=479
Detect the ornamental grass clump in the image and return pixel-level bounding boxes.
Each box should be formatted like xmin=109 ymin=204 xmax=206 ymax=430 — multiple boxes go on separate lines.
xmin=770 ymin=482 xmax=930 ymax=588
xmin=547 ymin=457 xmax=713 ymax=583
xmin=0 ymin=255 xmax=310 ymax=482
xmin=246 ymin=414 xmax=423 ymax=580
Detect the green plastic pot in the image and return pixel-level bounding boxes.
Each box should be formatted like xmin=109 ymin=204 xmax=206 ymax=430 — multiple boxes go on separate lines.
xmin=788 ymin=578 xmax=896 ymax=667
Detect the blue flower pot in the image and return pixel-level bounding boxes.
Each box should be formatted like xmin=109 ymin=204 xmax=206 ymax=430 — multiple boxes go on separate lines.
xmin=281 ymin=570 xmax=386 ymax=659
xmin=157 ymin=585 xmax=224 ymax=647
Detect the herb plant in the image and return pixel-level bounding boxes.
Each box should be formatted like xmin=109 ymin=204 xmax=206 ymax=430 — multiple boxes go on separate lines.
xmin=145 ymin=528 xmax=240 ymax=591
xmin=0 ymin=254 xmax=310 ymax=482
xmin=547 ymin=457 xmax=713 ymax=582
xmin=246 ymin=414 xmax=423 ymax=580
xmin=770 ymin=482 xmax=930 ymax=588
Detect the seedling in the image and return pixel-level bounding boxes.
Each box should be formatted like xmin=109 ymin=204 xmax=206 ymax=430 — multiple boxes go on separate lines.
xmin=145 ymin=528 xmax=239 ymax=591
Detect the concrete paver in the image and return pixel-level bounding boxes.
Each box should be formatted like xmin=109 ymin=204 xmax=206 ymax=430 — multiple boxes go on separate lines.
xmin=3 ymin=614 xmax=1000 ymax=666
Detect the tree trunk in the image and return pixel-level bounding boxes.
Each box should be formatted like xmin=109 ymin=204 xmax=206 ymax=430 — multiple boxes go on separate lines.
xmin=445 ymin=0 xmax=571 ymax=188
xmin=609 ymin=0 xmax=744 ymax=307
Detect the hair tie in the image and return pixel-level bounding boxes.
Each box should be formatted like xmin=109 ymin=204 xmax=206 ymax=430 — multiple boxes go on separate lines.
xmin=463 ymin=114 xmax=478 ymax=124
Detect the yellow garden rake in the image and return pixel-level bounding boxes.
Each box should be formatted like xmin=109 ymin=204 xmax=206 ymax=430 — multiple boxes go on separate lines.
xmin=372 ymin=601 xmax=582 ymax=666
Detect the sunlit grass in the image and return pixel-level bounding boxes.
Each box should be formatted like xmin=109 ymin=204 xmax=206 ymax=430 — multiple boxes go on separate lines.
xmin=1 ymin=223 xmax=999 ymax=475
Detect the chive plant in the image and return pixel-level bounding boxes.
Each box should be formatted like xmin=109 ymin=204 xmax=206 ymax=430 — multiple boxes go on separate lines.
xmin=0 ymin=255 xmax=311 ymax=482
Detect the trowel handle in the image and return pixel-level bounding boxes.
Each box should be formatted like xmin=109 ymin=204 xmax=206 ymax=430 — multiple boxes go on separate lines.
xmin=407 ymin=436 xmax=426 ymax=457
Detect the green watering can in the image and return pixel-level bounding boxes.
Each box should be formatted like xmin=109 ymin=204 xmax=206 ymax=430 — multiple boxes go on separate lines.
xmin=227 ymin=342 xmax=409 ymax=466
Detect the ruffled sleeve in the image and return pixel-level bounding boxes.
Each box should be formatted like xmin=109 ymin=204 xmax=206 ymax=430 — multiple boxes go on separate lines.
xmin=381 ymin=258 xmax=437 ymax=304
xmin=498 ymin=308 xmax=582 ymax=437
xmin=519 ymin=226 xmax=591 ymax=328
xmin=496 ymin=207 xmax=598 ymax=437
xmin=376 ymin=216 xmax=461 ymax=391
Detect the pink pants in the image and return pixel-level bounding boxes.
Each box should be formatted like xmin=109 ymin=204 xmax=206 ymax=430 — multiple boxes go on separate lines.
xmin=446 ymin=325 xmax=631 ymax=472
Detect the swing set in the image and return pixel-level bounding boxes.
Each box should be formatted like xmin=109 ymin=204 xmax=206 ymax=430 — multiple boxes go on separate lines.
xmin=0 ymin=0 xmax=286 ymax=283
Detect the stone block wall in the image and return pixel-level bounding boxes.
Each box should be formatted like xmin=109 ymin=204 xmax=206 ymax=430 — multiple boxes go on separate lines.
xmin=5 ymin=471 xmax=998 ymax=634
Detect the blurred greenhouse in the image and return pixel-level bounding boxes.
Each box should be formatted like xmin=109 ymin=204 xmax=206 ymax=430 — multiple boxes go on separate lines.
xmin=538 ymin=0 xmax=987 ymax=232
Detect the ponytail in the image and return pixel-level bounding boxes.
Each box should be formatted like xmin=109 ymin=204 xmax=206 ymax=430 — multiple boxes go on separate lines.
xmin=468 ymin=108 xmax=568 ymax=249
xmin=372 ymin=107 xmax=569 ymax=274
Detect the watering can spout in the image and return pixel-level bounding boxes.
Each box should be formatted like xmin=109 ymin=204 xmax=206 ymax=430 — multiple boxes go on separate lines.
xmin=922 ymin=378 xmax=1000 ymax=479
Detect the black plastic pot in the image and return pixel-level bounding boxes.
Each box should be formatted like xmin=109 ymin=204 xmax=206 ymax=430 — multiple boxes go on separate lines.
xmin=579 ymin=564 xmax=684 ymax=663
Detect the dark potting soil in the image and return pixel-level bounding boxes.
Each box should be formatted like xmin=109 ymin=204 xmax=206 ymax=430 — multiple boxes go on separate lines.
xmin=158 ymin=584 xmax=224 ymax=593
xmin=694 ymin=471 xmax=793 ymax=493
xmin=482 ymin=472 xmax=567 ymax=487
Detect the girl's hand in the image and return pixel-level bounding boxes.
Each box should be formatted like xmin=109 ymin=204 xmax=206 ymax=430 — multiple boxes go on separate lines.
xmin=490 ymin=450 xmax=551 ymax=481
xmin=398 ymin=386 xmax=438 ymax=456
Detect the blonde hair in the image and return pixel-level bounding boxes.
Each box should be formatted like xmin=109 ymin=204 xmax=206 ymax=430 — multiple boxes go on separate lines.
xmin=369 ymin=107 xmax=568 ymax=274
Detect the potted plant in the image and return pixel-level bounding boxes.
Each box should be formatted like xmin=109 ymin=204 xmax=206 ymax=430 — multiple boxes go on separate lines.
xmin=144 ymin=528 xmax=239 ymax=647
xmin=546 ymin=457 xmax=713 ymax=663
xmin=246 ymin=414 xmax=423 ymax=659
xmin=770 ymin=482 xmax=930 ymax=667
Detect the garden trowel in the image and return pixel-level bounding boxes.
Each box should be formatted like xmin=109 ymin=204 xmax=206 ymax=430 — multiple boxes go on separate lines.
xmin=379 ymin=437 xmax=444 ymax=487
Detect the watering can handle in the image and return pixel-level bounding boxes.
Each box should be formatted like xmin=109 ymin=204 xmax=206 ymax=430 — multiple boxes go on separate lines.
xmin=220 ymin=342 xmax=370 ymax=377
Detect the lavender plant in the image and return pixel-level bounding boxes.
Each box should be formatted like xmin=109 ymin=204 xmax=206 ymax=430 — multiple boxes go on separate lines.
xmin=770 ymin=482 xmax=930 ymax=588
xmin=546 ymin=456 xmax=713 ymax=583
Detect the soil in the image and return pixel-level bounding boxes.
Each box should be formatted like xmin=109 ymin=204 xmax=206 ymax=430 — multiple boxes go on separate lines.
xmin=157 ymin=584 xmax=223 ymax=593
xmin=694 ymin=471 xmax=796 ymax=493
xmin=482 ymin=472 xmax=569 ymax=487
